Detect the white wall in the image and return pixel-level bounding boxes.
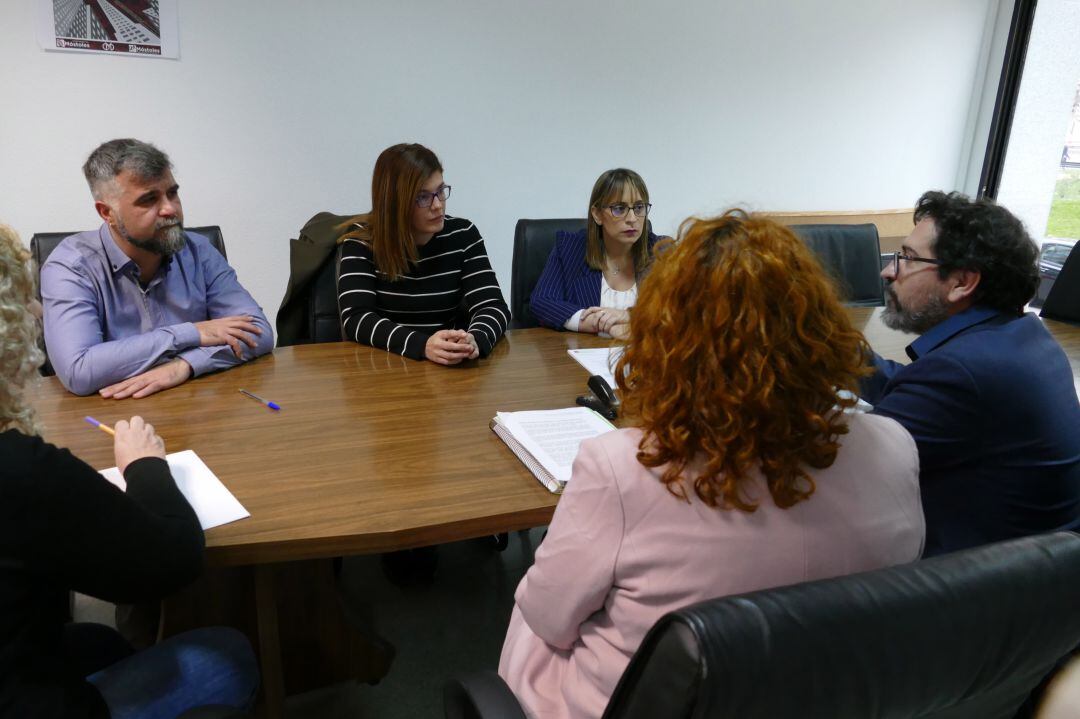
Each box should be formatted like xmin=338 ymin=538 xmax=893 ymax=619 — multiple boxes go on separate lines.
xmin=1 ymin=0 xmax=998 ymax=329
xmin=995 ymin=0 xmax=1080 ymax=242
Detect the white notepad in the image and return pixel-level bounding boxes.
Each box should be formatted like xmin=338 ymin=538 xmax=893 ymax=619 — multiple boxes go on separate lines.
xmin=99 ymin=450 xmax=250 ymax=530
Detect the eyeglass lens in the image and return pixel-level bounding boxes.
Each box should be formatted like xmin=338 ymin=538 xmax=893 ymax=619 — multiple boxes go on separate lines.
xmin=609 ymin=202 xmax=650 ymax=218
xmin=417 ymin=185 xmax=451 ymax=208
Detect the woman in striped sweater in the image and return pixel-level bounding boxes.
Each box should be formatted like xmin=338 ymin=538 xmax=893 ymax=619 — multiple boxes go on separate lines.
xmin=529 ymin=168 xmax=664 ymax=340
xmin=336 ymin=143 xmax=510 ymax=364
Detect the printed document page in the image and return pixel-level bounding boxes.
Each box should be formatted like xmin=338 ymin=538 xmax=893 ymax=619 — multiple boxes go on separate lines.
xmin=100 ymin=449 xmax=250 ymax=530
xmin=567 ymin=346 xmax=624 ymax=387
xmin=495 ymin=407 xmax=615 ymax=485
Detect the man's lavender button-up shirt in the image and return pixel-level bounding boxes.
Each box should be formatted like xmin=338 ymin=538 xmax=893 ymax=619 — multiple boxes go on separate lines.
xmin=41 ymin=224 xmax=274 ymax=395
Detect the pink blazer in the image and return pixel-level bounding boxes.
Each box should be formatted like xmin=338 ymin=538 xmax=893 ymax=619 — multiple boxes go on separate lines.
xmin=499 ymin=412 xmax=924 ymax=719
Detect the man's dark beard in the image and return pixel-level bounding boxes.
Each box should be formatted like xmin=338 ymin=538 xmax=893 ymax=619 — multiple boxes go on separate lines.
xmin=881 ymin=285 xmax=951 ymax=334
xmin=117 ymin=216 xmax=186 ymax=257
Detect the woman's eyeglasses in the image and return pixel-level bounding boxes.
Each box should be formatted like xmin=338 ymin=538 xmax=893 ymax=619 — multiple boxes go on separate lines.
xmin=602 ymin=202 xmax=651 ymax=219
xmin=416 ymin=185 xmax=451 ymax=208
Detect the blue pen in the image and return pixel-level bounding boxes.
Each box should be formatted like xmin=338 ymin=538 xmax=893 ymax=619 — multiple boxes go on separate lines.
xmin=239 ymin=388 xmax=281 ymax=411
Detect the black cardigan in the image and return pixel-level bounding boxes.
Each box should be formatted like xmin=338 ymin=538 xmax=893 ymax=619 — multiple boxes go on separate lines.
xmin=0 ymin=429 xmax=203 ymax=719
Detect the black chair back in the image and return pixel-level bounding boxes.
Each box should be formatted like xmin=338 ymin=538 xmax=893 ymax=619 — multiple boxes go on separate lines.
xmin=29 ymin=232 xmax=79 ymax=290
xmin=30 ymin=225 xmax=227 ymax=287
xmin=188 ymin=225 xmax=228 ymax=260
xmin=511 ymin=218 xmax=586 ymax=329
xmin=789 ymin=223 xmax=884 ymax=306
xmin=603 ymin=531 xmax=1080 ymax=719
xmin=29 ymin=226 xmax=228 ymax=376
xmin=1041 ymin=242 xmax=1080 ymax=324
xmin=312 ymin=243 xmax=344 ymax=343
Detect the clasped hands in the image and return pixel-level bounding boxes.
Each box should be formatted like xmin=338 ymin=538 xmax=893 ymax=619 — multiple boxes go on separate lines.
xmin=425 ymin=329 xmax=479 ymax=365
xmin=580 ymin=307 xmax=630 ymax=340
xmin=99 ymin=315 xmax=262 ymax=400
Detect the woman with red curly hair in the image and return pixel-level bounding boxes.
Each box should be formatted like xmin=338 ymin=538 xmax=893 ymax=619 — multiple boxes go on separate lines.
xmin=499 ymin=211 xmax=925 ymax=718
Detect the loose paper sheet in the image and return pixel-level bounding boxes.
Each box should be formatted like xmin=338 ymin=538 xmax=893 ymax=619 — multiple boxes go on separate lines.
xmin=495 ymin=407 xmax=615 ymax=485
xmin=100 ymin=450 xmax=249 ymax=530
xmin=836 ymin=389 xmax=875 ymax=412
xmin=567 ymin=347 xmax=624 ymax=387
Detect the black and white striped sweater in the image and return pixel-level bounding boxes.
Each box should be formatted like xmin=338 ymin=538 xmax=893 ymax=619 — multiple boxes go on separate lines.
xmin=337 ymin=215 xmax=510 ymax=360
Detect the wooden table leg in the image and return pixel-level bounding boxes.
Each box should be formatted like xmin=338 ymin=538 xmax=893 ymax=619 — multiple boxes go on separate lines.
xmin=275 ymin=558 xmax=395 ymax=694
xmin=159 ymin=559 xmax=393 ymax=715
xmin=255 ymin=564 xmax=285 ymax=719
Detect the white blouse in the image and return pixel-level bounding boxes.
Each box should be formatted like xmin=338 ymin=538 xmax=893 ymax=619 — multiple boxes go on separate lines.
xmin=599 ymin=274 xmax=637 ymax=310
xmin=564 ymin=276 xmax=638 ymax=333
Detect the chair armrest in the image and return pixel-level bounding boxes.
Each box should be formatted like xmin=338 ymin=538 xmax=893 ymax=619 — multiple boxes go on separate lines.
xmin=444 ymin=670 xmax=527 ymax=719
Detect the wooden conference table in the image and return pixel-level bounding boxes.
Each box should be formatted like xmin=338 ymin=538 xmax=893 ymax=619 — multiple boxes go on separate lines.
xmin=31 ymin=308 xmax=1080 ymax=715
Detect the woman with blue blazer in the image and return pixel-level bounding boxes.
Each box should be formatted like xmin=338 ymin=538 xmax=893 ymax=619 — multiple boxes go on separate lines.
xmin=530 ymin=169 xmax=663 ymax=340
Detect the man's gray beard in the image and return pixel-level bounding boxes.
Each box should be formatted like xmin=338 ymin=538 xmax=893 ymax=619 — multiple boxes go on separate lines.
xmin=881 ymin=286 xmax=951 ymax=334
xmin=117 ymin=216 xmax=186 ymax=257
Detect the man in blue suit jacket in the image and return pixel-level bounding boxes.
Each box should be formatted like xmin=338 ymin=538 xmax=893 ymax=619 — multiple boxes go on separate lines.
xmin=861 ymin=191 xmax=1080 ymax=556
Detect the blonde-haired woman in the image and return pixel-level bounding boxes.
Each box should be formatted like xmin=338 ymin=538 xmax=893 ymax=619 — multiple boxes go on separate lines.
xmin=0 ymin=224 xmax=257 ymax=718
xmin=530 ymin=168 xmax=662 ymax=339
xmin=500 ymin=212 xmax=925 ymax=718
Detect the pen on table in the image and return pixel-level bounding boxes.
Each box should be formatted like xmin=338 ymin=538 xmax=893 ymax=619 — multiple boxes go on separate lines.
xmin=239 ymin=388 xmax=281 ymax=411
xmin=84 ymin=416 xmax=115 ymax=436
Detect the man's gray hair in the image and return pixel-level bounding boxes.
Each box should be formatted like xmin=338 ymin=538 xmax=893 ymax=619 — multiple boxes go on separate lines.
xmin=82 ymin=139 xmax=172 ymax=201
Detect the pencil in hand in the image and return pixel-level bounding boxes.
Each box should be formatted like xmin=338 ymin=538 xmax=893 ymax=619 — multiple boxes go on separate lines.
xmin=84 ymin=416 xmax=116 ymax=436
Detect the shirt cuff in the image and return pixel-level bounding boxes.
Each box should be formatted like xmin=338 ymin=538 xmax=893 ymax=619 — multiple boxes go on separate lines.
xmin=404 ymin=331 xmax=430 ymax=361
xmin=564 ymin=310 xmax=583 ymax=332
xmin=176 ymin=347 xmax=214 ymax=377
xmin=469 ymin=328 xmax=493 ymax=357
xmin=167 ymin=322 xmax=202 ymax=351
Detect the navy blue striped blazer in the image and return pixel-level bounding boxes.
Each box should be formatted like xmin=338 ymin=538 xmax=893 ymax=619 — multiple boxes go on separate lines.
xmin=529 ymin=229 xmax=660 ymax=329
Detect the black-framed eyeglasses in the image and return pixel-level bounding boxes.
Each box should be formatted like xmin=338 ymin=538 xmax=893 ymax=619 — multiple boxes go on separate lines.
xmin=891 ymin=251 xmax=945 ymax=276
xmin=602 ymin=202 xmax=651 ymax=219
xmin=416 ymin=184 xmax=451 ymax=208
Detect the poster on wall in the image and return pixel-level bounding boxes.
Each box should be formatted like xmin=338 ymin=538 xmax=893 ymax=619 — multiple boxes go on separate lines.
xmin=36 ymin=0 xmax=179 ymax=59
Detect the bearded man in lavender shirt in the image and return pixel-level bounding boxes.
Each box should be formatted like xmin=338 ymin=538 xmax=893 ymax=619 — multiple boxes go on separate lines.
xmin=41 ymin=139 xmax=274 ymax=398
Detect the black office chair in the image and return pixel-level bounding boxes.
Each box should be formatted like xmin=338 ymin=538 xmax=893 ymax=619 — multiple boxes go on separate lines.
xmin=789 ymin=223 xmax=885 ymax=306
xmin=510 ymin=218 xmax=586 ymax=329
xmin=445 ymin=531 xmax=1080 ymax=719
xmin=313 ymin=243 xmax=345 ymax=343
xmin=29 ymin=225 xmax=227 ymax=376
xmin=275 ymin=243 xmax=344 ymax=347
xmin=188 ymin=225 xmax=228 ymax=260
xmin=30 ymin=225 xmax=226 ymax=274
xmin=1041 ymin=241 xmax=1080 ymax=324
